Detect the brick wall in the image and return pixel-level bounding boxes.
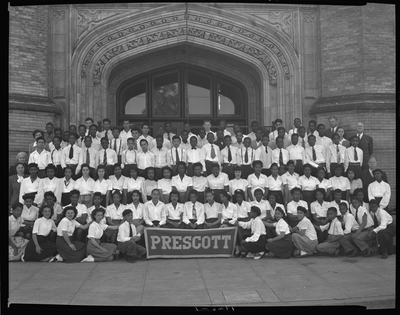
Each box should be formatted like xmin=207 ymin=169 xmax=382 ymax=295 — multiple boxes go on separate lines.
xmin=9 ymin=5 xmax=49 ymax=96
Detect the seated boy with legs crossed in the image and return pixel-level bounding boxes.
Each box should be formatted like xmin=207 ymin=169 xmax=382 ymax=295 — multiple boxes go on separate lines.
xmin=315 ymin=207 xmax=344 ymax=257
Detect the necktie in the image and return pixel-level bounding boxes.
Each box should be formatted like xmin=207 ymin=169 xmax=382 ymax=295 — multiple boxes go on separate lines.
xmin=245 ymin=148 xmax=248 ymax=163
xmin=133 ymin=140 xmax=137 ymax=150
xmin=227 ymin=145 xmax=232 ymax=162
xmin=69 ymin=145 xmax=73 ymax=159
xmin=192 ymin=204 xmax=197 ymax=220
xmin=86 ymin=149 xmax=90 ymax=165
xmin=279 ymin=149 xmax=283 ymax=166
xmin=81 ymin=137 xmax=84 ymax=144
xmin=265 ymin=146 xmax=268 ymax=154
xmin=312 ymin=146 xmax=316 ymax=161
xmin=354 ymin=148 xmax=358 ymax=161
xmin=332 ymin=128 xmax=334 ymax=133
xmin=103 ymin=150 xmax=107 ymax=165
xmin=167 ymin=133 xmax=171 ymax=141
xmin=176 ymin=148 xmax=180 ymax=162
xmin=355 ymin=208 xmax=359 ymax=224
xmin=373 ymin=213 xmax=379 ymax=228
xmin=301 ymin=138 xmax=305 ymax=149
xmin=211 ymin=144 xmax=216 ymax=159
xmin=336 ymin=145 xmax=340 ymax=163
xmin=327 ymin=220 xmax=332 ymax=233
xmin=129 ymin=223 xmax=133 ymax=237
xmin=113 ymin=139 xmax=117 ymax=151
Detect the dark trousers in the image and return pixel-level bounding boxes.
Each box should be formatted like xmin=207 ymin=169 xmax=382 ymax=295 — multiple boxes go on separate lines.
xmin=118 ymin=240 xmax=146 ymax=260
xmin=55 ymin=165 xmax=64 ymax=178
xmin=138 ymin=168 xmax=146 ymax=178
xmin=221 ymin=163 xmax=236 ymax=180
xmin=164 ymin=220 xmax=185 ymax=229
xmin=241 ymin=165 xmax=253 ymax=180
xmin=186 ymin=163 xmax=195 ymax=177
xmin=37 ymin=169 xmax=46 ymax=178
xmin=377 ymin=223 xmax=396 ymax=255
xmin=293 ymin=160 xmax=304 ymax=176
xmin=329 ymin=163 xmax=344 ymax=177
xmin=205 ymin=161 xmax=218 ymax=176
xmin=184 ymin=219 xmax=203 ymax=229
xmin=122 ymin=164 xmax=137 ymax=177
xmin=261 ymin=168 xmax=272 ymax=177
xmin=154 ymin=167 xmax=164 ymax=181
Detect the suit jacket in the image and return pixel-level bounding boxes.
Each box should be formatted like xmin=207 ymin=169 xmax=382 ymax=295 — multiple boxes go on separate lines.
xmin=9 ymin=174 xmax=29 ymax=207
xmin=355 ymin=133 xmax=373 ymax=163
xmin=360 ymin=169 xmax=388 ymax=202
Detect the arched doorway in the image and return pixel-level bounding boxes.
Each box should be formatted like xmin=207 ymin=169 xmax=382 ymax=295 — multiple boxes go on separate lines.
xmin=116 ymin=64 xmax=247 ymax=135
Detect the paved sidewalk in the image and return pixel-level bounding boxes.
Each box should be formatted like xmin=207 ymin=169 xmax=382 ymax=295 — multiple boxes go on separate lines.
xmin=8 ymin=254 xmax=395 ymax=308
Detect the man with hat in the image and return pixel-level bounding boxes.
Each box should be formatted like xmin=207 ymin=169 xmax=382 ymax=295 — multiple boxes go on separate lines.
xmin=367 ymin=169 xmax=391 ymax=211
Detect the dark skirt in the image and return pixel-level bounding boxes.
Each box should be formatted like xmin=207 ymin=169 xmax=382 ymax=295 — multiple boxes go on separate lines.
xmin=268 ymin=190 xmax=284 ymax=205
xmin=265 ymin=233 xmax=293 ymax=258
xmin=212 ymin=189 xmax=225 ymax=203
xmin=55 ymin=165 xmax=64 ymax=178
xmin=241 ymin=235 xmax=267 ymax=253
xmin=122 ymin=164 xmax=137 ymax=177
xmin=23 ymin=235 xmax=57 ymax=261
xmin=301 ymin=190 xmax=315 ymax=208
xmin=86 ymin=238 xmax=117 ymax=262
xmin=261 ymin=168 xmax=272 ymax=177
xmin=202 ymin=217 xmax=220 ymax=229
xmin=196 ymin=191 xmax=205 ymax=204
xmin=293 ymin=160 xmax=304 ymax=176
xmin=241 ymin=165 xmax=253 ymax=180
xmin=56 ymin=235 xmax=87 ymax=263
xmin=164 ymin=219 xmax=185 ymax=229
xmin=61 ymin=192 xmax=71 ymax=207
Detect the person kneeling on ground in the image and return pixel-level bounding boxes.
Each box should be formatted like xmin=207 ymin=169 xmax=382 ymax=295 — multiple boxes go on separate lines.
xmin=237 ymin=206 xmax=267 ymax=260
xmin=117 ymin=209 xmax=146 ymax=263
xmin=315 ymin=207 xmax=344 ymax=257
xmin=291 ymin=206 xmax=318 ymax=258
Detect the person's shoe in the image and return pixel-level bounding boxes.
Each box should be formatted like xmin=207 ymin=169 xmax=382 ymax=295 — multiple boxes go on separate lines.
xmin=240 ymin=252 xmax=247 ymax=258
xmin=331 ymin=249 xmax=340 ymax=257
xmin=254 ymin=252 xmax=265 ymax=260
xmin=268 ymin=251 xmax=275 ymax=258
xmin=381 ymin=253 xmax=388 ymax=259
xmin=234 ymin=252 xmax=241 ymax=258
xmin=126 ymin=255 xmax=136 ymax=263
xmin=363 ymin=248 xmax=374 ymax=257
xmin=21 ymin=254 xmax=25 ymax=262
xmin=246 ymin=252 xmax=255 ymax=258
xmin=81 ymin=255 xmax=94 ymax=263
xmin=348 ymin=249 xmax=359 ymax=257
xmin=48 ymin=256 xmax=57 ymax=263
xmin=113 ymin=253 xmax=120 ymax=260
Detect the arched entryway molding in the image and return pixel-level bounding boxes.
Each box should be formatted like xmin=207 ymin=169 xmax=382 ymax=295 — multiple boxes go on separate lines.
xmin=70 ymin=3 xmax=300 ymax=127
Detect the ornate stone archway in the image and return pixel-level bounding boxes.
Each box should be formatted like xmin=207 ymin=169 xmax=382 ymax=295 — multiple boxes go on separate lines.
xmin=70 ymin=3 xmax=301 ymax=127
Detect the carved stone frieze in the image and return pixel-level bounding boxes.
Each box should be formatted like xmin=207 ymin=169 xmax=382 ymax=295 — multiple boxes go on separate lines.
xmin=302 ymin=12 xmax=316 ymax=22
xmin=245 ymin=11 xmax=292 ymax=39
xmin=53 ymin=10 xmax=66 ymax=22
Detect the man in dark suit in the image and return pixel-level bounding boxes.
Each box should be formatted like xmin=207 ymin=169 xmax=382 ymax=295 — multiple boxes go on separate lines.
xmin=325 ymin=116 xmax=339 ymax=139
xmin=354 ymin=122 xmax=373 ymax=171
xmin=360 ymin=156 xmax=388 ymax=203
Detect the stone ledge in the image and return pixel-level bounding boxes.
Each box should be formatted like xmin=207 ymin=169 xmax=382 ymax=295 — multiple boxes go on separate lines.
xmin=309 ymin=93 xmax=396 ymax=115
xmin=9 ymin=93 xmax=63 ymax=115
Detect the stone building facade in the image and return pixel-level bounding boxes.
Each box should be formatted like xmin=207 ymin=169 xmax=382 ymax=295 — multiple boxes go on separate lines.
xmin=8 ymin=3 xmax=395 ymax=207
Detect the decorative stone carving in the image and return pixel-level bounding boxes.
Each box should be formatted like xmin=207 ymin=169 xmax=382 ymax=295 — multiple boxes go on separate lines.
xmin=53 ymin=10 xmax=65 ymax=22
xmin=77 ymin=10 xmax=128 ymax=38
xmin=246 ymin=11 xmax=293 ymax=39
xmin=303 ymin=12 xmax=316 ymax=22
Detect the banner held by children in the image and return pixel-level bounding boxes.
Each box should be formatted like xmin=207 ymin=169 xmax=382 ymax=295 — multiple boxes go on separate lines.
xmin=144 ymin=227 xmax=238 ymax=259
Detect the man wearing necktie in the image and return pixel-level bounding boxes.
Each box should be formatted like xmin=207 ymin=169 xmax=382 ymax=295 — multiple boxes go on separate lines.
xmin=204 ymin=133 xmax=220 ymax=176
xmin=61 ymin=133 xmax=81 ymax=179
xmin=220 ymin=135 xmax=238 ymax=180
xmin=186 ymin=136 xmax=205 ymax=177
xmin=183 ymin=190 xmax=204 ymax=229
xmin=344 ymin=135 xmax=363 ymax=179
xmin=353 ymin=122 xmax=373 ymax=171
xmin=239 ymin=137 xmax=254 ymax=179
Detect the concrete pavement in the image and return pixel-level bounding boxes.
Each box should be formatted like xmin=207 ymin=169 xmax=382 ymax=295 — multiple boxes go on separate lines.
xmin=8 ymin=254 xmax=395 ymax=308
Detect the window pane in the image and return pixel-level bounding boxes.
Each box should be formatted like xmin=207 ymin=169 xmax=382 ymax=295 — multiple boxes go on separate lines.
xmin=152 ymin=72 xmax=179 ymax=116
xmin=187 ymin=72 xmax=211 ymax=115
xmin=124 ymin=81 xmax=146 ymax=115
xmin=218 ymin=80 xmax=243 ymax=115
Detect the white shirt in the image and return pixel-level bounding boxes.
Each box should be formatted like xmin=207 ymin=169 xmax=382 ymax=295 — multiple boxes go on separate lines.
xmin=94 ymin=178 xmax=112 ymax=195
xmin=316 ymin=178 xmax=332 ymax=192
xmin=9 ymin=215 xmax=24 ymax=237
xmin=121 ymin=149 xmax=137 ymax=166
xmin=163 ymin=132 xmax=176 ymax=142
xmin=123 ymin=176 xmax=145 ymax=192
xmin=186 ymin=147 xmax=206 ymax=171
xmin=50 ymin=148 xmax=63 ymax=166
xmin=287 ymin=200 xmax=308 ymax=215
xmin=296 ymin=217 xmax=318 ymax=240
xmin=179 ymin=141 xmax=192 ymax=151
xmin=268 ymin=202 xmax=286 ymax=217
xmin=238 ymin=216 xmax=266 ymax=242
xmin=182 ymin=201 xmax=205 ymax=225
xmin=60 ymin=177 xmax=75 ymax=193
xmin=28 ymin=149 xmax=50 ymax=170
xmin=329 ymin=176 xmax=351 ymax=191
xmin=137 ymin=135 xmax=155 ymax=151
xmin=143 ymin=200 xmax=166 ymax=226
xmin=157 ymin=178 xmax=173 ymax=195
xmin=57 ymin=217 xmax=80 ymax=237
xmin=35 ymin=177 xmax=61 ymax=207
xmin=250 ymin=199 xmax=269 ymax=219
xmin=255 ymin=145 xmax=273 ymax=169
xmin=269 ymin=130 xmax=289 ymax=142
xmin=236 ymin=201 xmax=252 ymax=218
xmin=126 ymin=203 xmax=144 ymax=220
xmin=316 ymin=136 xmax=333 ymax=149
xmin=86 ymin=206 xmax=107 ymax=224
xmin=305 ymin=145 xmax=326 ymax=168
xmin=266 ymin=175 xmax=283 ymax=191
xmin=202 ymin=143 xmax=220 ymax=163
xmin=204 ymin=202 xmax=222 ymax=219
xmin=229 ymin=178 xmax=249 ymax=196
xmin=109 ymin=138 xmax=126 ymax=156
xmin=220 ymin=145 xmax=239 ymax=164
xmin=298 ymin=175 xmax=319 ymax=191
xmin=32 ymin=217 xmax=57 ymax=236
xmin=310 ymin=200 xmax=330 ymax=218
xmin=196 ymin=136 xmax=208 ymax=149
xmin=286 ymin=144 xmax=305 ymax=161
xmin=61 ymin=144 xmax=82 ymax=168
xmin=73 ymin=177 xmax=95 ymax=195
xmin=271 ymin=148 xmax=289 ymax=167
xmin=65 ymin=203 xmax=88 ymax=218
xmin=105 ymin=203 xmax=126 ymax=220
xmin=370 ymin=208 xmax=393 ymax=233
xmin=320 ymin=218 xmax=344 ymax=235
xmin=237 ymin=147 xmax=255 ymax=166
xmin=245 ymin=132 xmax=256 ymax=142
xmin=192 ymin=176 xmax=208 ymax=192
xmin=281 ymin=172 xmax=300 ymax=190
xmin=207 ymin=173 xmax=229 ymax=190
xmin=21 ymin=205 xmax=39 ymax=222
xmin=119 ymin=129 xmax=132 ymax=145
xmin=109 ymin=175 xmax=126 ymax=190
xmin=167 ymin=147 xmax=187 ymax=165
xmin=89 ymin=136 xmax=102 ymax=151
xmin=143 ymin=180 xmax=158 ymax=196
xmin=341 ymin=211 xmax=357 ymax=234
xmin=171 ymin=174 xmax=193 ymax=192
xmin=349 ymin=205 xmax=374 ymax=230
xmin=221 ymin=202 xmax=238 ymax=225
xmin=344 ymin=146 xmax=363 ymax=171
xmin=117 ymin=221 xmax=139 ymax=242
xmin=247 ymin=173 xmax=268 ymax=197
xmin=97 ymin=129 xmax=113 ymax=141
xmin=165 ymin=203 xmax=184 ymax=220
xmin=329 ymin=200 xmax=349 ymax=213
xmin=19 ymin=177 xmax=41 ymax=204
xmin=151 ymin=147 xmax=169 ymax=168
xmin=368 ymin=180 xmax=391 ymax=209
xmin=97 ymin=148 xmax=118 ymax=166
xmin=326 ymin=143 xmax=346 ymax=171
xmin=87 ymin=221 xmax=108 ymax=239
xmin=77 ymin=146 xmax=98 ymax=172
xmin=273 ymin=218 xmax=290 ymax=235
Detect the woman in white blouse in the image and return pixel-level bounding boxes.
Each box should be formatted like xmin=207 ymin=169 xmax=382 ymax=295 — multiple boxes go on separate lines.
xmin=93 ymin=165 xmax=112 ymax=207
xmin=51 ymin=206 xmax=91 ymax=263
xmin=310 ymin=188 xmax=330 ymax=243
xmin=109 ymin=163 xmax=126 ymax=193
xmin=158 ymin=166 xmax=173 ymax=204
xmin=298 ymin=163 xmax=319 ymax=209
xmin=164 ymin=190 xmax=185 ymax=229
xmin=73 ymin=164 xmax=95 ymax=208
xmin=219 ymin=191 xmax=237 ymax=228
xmin=263 ymin=207 xmax=293 ymax=258
xmin=206 ymin=163 xmax=229 ymax=204
xmin=237 ymin=206 xmax=267 ymax=259
xmin=234 ymin=189 xmax=252 ymax=257
xmin=203 ymin=189 xmax=222 ymax=229
xmin=60 ymin=166 xmax=75 ymax=207
xmin=329 ymin=165 xmax=350 ymax=202
xmin=126 ymin=190 xmax=145 ymax=232
xmin=104 ymin=190 xmax=126 ymax=244
xmin=171 ymin=161 xmax=193 ymax=203
xmin=35 ymin=164 xmax=61 ymax=207
xmin=9 ymin=202 xmax=30 ymax=261
xmin=247 ymin=161 xmax=268 ymax=202
xmin=143 ymin=167 xmax=158 ymax=201
xmin=229 ymin=166 xmax=248 ymax=203
xmin=19 ymin=163 xmax=41 ymax=205
xmin=81 ymin=208 xmax=119 ymax=262
xmin=347 ymin=169 xmax=363 ymax=199
xmin=266 ymin=163 xmax=285 ymax=205
xmin=23 ymin=205 xmax=57 ymax=262
xmin=191 ymin=163 xmax=208 ymax=204
xmin=123 ymin=165 xmax=146 ymax=204
xmin=316 ymin=167 xmax=332 ymax=202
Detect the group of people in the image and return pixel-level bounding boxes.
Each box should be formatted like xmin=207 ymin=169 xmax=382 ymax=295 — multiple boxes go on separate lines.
xmin=8 ymin=116 xmax=395 ymax=263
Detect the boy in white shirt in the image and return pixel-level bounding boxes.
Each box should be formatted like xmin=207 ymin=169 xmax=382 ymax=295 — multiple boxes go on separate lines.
xmin=121 ymin=137 xmax=138 ymax=177
xmin=182 ymin=190 xmax=205 ymax=229
xmin=315 ymin=207 xmax=344 ymax=256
